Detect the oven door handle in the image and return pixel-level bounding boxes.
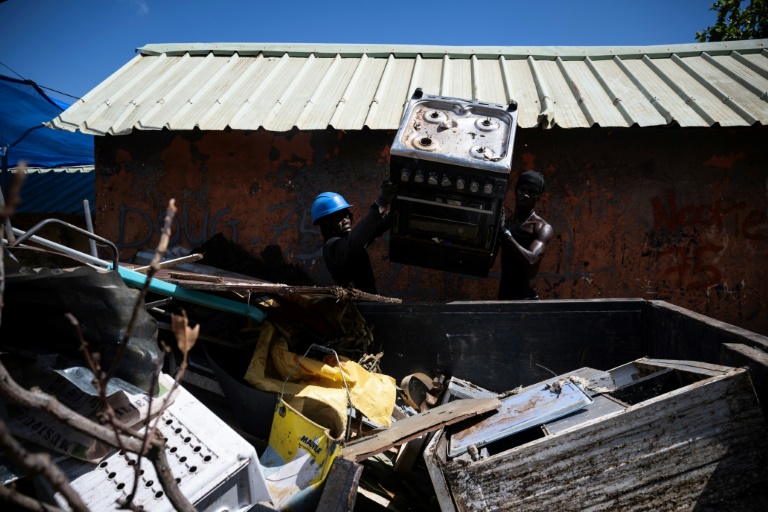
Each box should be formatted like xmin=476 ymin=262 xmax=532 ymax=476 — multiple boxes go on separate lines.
xmin=396 ymin=195 xmax=494 ymax=215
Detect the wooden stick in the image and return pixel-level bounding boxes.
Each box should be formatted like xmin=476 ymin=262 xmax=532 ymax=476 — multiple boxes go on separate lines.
xmin=133 ymin=253 xmax=204 ymax=273
xmin=167 ymin=272 xmax=223 ymax=283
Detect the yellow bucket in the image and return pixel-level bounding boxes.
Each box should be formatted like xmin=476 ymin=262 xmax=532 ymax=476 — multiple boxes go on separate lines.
xmin=260 ymin=345 xmax=351 ymax=511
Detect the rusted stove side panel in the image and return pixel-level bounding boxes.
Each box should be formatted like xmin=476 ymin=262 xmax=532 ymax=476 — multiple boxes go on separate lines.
xmin=443 ymin=368 xmax=768 ymax=511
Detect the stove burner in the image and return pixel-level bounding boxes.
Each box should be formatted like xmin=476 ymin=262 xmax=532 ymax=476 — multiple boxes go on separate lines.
xmin=470 ymin=146 xmax=501 ymax=161
xmin=412 ymin=135 xmax=439 ymax=152
xmin=475 ymin=117 xmax=500 ymax=131
xmin=424 ymin=110 xmax=448 ymax=124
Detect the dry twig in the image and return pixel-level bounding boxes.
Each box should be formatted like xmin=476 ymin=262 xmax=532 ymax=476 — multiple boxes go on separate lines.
xmin=0 ymin=418 xmax=88 ymax=512
xmin=0 ymin=197 xmax=197 ymax=512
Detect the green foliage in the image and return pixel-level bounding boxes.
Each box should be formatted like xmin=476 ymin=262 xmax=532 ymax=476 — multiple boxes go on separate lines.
xmin=696 ymin=0 xmax=768 ymax=42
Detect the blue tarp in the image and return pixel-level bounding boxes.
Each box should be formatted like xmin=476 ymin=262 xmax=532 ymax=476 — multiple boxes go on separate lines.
xmin=1 ymin=74 xmax=95 ymax=214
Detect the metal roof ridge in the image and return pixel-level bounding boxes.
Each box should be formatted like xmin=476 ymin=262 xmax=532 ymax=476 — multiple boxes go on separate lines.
xmin=138 ymin=40 xmax=768 ymax=59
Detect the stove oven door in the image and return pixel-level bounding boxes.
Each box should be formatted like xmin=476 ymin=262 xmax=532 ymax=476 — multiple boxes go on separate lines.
xmin=389 ymin=191 xmax=502 ymax=277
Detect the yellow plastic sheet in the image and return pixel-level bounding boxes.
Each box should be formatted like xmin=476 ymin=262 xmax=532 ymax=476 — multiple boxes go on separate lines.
xmin=244 ymin=321 xmax=396 ymax=435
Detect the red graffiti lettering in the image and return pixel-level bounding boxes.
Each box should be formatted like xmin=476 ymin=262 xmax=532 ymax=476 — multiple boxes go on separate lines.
xmin=661 ymin=244 xmax=723 ymax=289
xmin=652 ymin=191 xmax=752 ymax=234
xmin=687 ymin=243 xmax=724 ymax=290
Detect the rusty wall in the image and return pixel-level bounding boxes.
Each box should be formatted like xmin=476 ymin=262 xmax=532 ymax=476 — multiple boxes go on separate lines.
xmin=93 ymin=127 xmax=768 ymax=335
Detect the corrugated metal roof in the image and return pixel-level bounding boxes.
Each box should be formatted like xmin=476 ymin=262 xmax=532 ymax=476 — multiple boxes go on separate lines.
xmin=49 ymin=40 xmax=768 ymax=135
xmin=12 ymin=166 xmax=95 ymax=215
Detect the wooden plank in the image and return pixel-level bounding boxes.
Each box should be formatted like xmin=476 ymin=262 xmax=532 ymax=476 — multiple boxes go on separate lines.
xmin=341 ymin=397 xmax=501 ymax=462
xmin=126 ymin=261 xmax=401 ymax=302
xmin=159 ymin=276 xmax=402 ymax=303
xmin=393 ymin=435 xmax=427 ymax=473
xmin=635 ymin=357 xmax=731 ymax=376
xmin=167 ymin=271 xmax=223 ymax=283
xmin=721 ymin=343 xmax=768 ymax=421
xmin=646 ymin=300 xmax=768 ymax=362
xmin=445 ymin=369 xmax=768 ymax=511
xmin=316 ymin=458 xmax=364 ymax=512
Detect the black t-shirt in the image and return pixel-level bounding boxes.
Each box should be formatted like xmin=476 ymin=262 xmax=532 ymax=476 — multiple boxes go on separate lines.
xmin=323 ymin=205 xmax=389 ymax=294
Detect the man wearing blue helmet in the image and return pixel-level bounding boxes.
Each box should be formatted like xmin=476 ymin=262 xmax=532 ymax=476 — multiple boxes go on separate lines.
xmin=312 ymin=180 xmax=398 ymax=294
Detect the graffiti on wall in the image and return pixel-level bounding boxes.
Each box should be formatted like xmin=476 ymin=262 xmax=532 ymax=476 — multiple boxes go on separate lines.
xmin=118 ymin=201 xmax=327 ymax=263
xmin=650 ymin=190 xmax=767 ymax=290
xmin=118 ymin=204 xmax=240 ymax=249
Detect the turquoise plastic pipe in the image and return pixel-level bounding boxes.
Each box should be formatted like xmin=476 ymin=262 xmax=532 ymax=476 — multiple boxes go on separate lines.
xmin=117 ymin=266 xmax=265 ymax=323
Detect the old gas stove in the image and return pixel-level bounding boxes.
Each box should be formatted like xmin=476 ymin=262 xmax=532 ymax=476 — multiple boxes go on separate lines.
xmin=389 ymin=89 xmax=519 ymax=277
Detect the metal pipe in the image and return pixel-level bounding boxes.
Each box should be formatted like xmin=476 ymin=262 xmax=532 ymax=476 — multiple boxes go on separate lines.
xmin=145 ymin=298 xmax=174 ymax=309
xmin=0 ymin=183 xmax=16 ymax=244
xmin=11 ymin=226 xmax=111 ymax=268
xmin=11 ymin=218 xmax=119 ymax=269
xmin=9 ymin=223 xmax=266 ymax=323
xmin=83 ymin=199 xmax=98 ymax=257
xmin=1 ymin=146 xmax=8 ymax=201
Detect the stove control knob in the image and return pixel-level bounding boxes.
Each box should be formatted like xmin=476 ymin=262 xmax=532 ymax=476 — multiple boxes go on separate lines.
xmin=414 ymin=171 xmax=424 ymax=183
xmin=456 ymin=177 xmax=466 ymax=190
xmin=400 ymin=169 xmax=411 ymax=182
xmin=483 ymin=182 xmax=494 ymax=194
xmin=469 ymin=181 xmax=480 ymax=193
xmin=441 ymin=175 xmax=452 ymax=187
xmin=428 ymin=173 xmax=438 ymax=186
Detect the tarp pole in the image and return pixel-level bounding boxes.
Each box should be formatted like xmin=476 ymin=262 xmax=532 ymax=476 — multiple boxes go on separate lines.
xmin=1 ymin=147 xmax=7 ymax=201
xmin=83 ymin=199 xmax=98 ymax=257
xmin=11 ymin=226 xmax=110 ymax=268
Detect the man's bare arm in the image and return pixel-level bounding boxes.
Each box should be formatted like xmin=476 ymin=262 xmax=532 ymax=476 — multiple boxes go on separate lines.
xmin=503 ymin=222 xmax=553 ymax=266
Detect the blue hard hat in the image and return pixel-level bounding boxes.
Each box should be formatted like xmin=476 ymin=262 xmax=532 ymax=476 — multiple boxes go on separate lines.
xmin=311 ymin=192 xmax=352 ymax=224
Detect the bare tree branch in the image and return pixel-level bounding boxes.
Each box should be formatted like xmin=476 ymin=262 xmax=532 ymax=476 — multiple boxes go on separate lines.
xmin=106 ymin=199 xmax=177 ymax=382
xmin=0 ymin=197 xmax=197 ymax=512
xmin=0 ymin=483 xmax=69 ymax=512
xmin=0 ymin=170 xmax=26 ymax=329
xmin=0 ymin=360 xmax=196 ymax=512
xmin=0 ymin=418 xmax=88 ymax=512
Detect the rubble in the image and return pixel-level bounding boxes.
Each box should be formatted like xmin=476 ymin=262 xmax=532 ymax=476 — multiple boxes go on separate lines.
xmin=0 ymin=216 xmax=419 ymax=511
xmin=2 ymin=211 xmax=768 ymax=511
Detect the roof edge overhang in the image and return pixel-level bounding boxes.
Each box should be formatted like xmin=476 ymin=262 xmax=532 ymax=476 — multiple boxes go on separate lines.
xmin=138 ymin=39 xmax=768 ymax=60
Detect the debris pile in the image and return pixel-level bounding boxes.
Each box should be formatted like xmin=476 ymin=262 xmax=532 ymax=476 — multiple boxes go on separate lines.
xmin=3 ymin=209 xmax=768 ymax=511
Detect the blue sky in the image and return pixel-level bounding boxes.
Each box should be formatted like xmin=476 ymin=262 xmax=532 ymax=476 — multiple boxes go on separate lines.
xmin=2 ymin=0 xmax=720 ymax=104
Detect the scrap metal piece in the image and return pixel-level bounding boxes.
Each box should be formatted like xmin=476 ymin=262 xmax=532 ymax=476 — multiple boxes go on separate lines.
xmin=447 ymin=381 xmax=592 ymax=458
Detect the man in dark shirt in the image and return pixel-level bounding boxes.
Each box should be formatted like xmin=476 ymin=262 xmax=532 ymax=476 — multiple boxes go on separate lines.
xmin=497 ymin=170 xmax=553 ymax=300
xmin=312 ymin=180 xmax=398 ymax=295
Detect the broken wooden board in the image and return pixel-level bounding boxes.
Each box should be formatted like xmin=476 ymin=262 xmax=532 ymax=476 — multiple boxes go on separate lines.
xmin=443 ymin=364 xmax=768 ymax=511
xmin=123 ymin=260 xmax=402 ymax=303
xmin=340 ymin=397 xmax=501 ymax=462
xmin=150 ymin=268 xmax=403 ymax=303
xmin=316 ymin=458 xmax=364 ymax=512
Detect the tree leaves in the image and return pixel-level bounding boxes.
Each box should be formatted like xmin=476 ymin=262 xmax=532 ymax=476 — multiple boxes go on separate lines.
xmin=696 ymin=0 xmax=768 ymax=42
xmin=171 ymin=310 xmax=199 ymax=358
